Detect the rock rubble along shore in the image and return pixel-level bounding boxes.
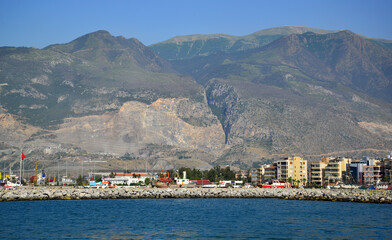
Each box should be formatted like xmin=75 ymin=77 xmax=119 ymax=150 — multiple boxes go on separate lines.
xmin=1 ymin=187 xmax=391 ymax=204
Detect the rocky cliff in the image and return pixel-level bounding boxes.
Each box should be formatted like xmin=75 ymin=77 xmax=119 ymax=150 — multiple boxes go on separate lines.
xmin=55 ymin=98 xmax=225 ymax=156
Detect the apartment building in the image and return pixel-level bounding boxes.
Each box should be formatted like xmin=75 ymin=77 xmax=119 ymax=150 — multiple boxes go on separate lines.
xmin=364 ymin=160 xmax=384 ymax=185
xmin=349 ymin=160 xmax=367 ymax=184
xmin=384 ymin=154 xmax=392 ymax=184
xmin=250 ymin=169 xmax=259 ymax=184
xmin=308 ymin=157 xmax=352 ymax=186
xmin=277 ymin=156 xmax=307 ymax=185
xmin=309 ymin=158 xmax=330 ymax=186
xmin=263 ymin=166 xmax=277 ymax=182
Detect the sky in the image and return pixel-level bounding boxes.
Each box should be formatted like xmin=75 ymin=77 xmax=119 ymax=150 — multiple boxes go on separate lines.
xmin=1 ymin=0 xmax=391 ymax=49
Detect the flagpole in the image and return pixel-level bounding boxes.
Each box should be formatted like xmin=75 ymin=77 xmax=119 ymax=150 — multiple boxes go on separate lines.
xmin=19 ymin=153 xmax=22 ymax=185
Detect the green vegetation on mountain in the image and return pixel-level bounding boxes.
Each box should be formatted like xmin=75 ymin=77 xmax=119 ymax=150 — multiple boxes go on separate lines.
xmin=166 ymin=30 xmax=392 ymax=161
xmin=1 ymin=27 xmax=392 ymax=169
xmin=150 ymin=26 xmax=337 ymax=60
xmin=0 ymin=30 xmax=203 ymax=126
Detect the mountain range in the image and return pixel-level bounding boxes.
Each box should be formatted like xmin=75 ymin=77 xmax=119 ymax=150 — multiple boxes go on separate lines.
xmin=1 ymin=26 xmax=391 ymax=172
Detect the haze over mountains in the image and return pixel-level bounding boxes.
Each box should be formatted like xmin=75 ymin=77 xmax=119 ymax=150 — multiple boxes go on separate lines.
xmin=1 ymin=26 xmax=391 ymax=170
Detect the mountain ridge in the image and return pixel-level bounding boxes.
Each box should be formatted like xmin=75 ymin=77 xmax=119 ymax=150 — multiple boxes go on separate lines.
xmin=150 ymin=26 xmax=392 ymax=60
xmin=0 ymin=27 xmax=391 ymax=171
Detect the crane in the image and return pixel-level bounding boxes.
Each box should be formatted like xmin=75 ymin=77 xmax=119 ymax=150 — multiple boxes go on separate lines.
xmin=160 ymin=166 xmax=169 ymax=178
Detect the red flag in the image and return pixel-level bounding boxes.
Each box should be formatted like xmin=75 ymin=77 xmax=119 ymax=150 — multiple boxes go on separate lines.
xmin=21 ymin=152 xmax=25 ymax=160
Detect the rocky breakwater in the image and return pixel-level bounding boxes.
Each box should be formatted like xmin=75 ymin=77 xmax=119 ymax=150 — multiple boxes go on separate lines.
xmin=1 ymin=187 xmax=391 ymax=204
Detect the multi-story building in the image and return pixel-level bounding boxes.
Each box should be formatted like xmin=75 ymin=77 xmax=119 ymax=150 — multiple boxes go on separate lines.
xmin=250 ymin=169 xmax=258 ymax=184
xmin=309 ymin=157 xmax=352 ymax=186
xmin=277 ymin=156 xmax=307 ymax=185
xmin=254 ymin=164 xmax=277 ymax=184
xmin=364 ymin=161 xmax=384 ymax=185
xmin=263 ymin=165 xmax=277 ymax=182
xmin=383 ymin=153 xmax=392 ymax=184
xmin=324 ymin=157 xmax=351 ymax=185
xmin=309 ymin=158 xmax=330 ymax=186
xmin=349 ymin=160 xmax=367 ymax=184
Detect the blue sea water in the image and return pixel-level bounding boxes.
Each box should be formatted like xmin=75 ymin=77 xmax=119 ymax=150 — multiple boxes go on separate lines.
xmin=1 ymin=198 xmax=391 ymax=239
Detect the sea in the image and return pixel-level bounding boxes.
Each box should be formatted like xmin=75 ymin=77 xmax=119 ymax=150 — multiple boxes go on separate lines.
xmin=1 ymin=198 xmax=391 ymax=239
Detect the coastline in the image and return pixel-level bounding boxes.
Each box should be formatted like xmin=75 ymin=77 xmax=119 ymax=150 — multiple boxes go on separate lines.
xmin=1 ymin=187 xmax=391 ymax=204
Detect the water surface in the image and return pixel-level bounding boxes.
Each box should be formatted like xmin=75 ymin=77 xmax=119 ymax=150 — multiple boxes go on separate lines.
xmin=1 ymin=198 xmax=391 ymax=239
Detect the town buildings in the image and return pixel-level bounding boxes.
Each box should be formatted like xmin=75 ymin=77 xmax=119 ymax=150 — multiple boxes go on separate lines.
xmin=277 ymin=156 xmax=307 ymax=185
xmin=324 ymin=157 xmax=351 ymax=185
xmin=104 ymin=173 xmax=150 ymax=185
xmin=383 ymin=154 xmax=392 ymax=184
xmin=309 ymin=157 xmax=351 ymax=186
xmin=364 ymin=161 xmax=383 ymax=185
xmin=310 ymin=158 xmax=330 ymax=186
xmin=349 ymin=160 xmax=367 ymax=184
xmin=263 ymin=165 xmax=277 ymax=182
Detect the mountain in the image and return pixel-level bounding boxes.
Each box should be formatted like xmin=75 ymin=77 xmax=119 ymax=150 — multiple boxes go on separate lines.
xmin=166 ymin=30 xmax=392 ymax=164
xmin=173 ymin=30 xmax=392 ymax=103
xmin=45 ymin=30 xmax=174 ymax=72
xmin=0 ymin=30 xmax=203 ymax=126
xmin=151 ymin=26 xmax=392 ymax=60
xmin=0 ymin=31 xmax=222 ymax=171
xmin=0 ymin=27 xmax=392 ymax=172
xmin=150 ymin=26 xmax=338 ymax=60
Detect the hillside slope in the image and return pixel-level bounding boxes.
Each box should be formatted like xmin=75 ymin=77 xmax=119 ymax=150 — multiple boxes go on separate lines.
xmin=0 ymin=30 xmax=203 ymax=126
xmin=150 ymin=26 xmax=337 ymax=60
xmin=1 ymin=28 xmax=391 ymax=170
xmin=170 ymin=30 xmax=392 ymax=163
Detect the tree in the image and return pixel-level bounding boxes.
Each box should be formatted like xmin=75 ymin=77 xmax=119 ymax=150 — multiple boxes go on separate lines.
xmin=192 ymin=168 xmax=202 ymax=180
xmin=145 ymin=178 xmax=150 ymax=185
xmin=109 ymin=171 xmax=116 ymax=178
xmin=205 ymin=168 xmax=217 ymax=182
xmin=246 ymin=169 xmax=251 ymax=183
xmin=76 ymin=175 xmax=84 ymax=186
xmin=287 ymin=177 xmax=293 ymax=184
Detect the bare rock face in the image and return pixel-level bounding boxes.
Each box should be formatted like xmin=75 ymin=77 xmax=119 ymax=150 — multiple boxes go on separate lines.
xmin=55 ymin=98 xmax=225 ymax=156
xmin=0 ymin=113 xmax=40 ymax=147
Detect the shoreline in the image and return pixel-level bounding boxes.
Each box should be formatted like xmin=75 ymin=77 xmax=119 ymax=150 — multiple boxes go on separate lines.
xmin=1 ymin=187 xmax=391 ymax=204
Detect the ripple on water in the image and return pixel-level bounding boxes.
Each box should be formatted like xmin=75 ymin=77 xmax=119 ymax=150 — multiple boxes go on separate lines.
xmin=0 ymin=198 xmax=391 ymax=239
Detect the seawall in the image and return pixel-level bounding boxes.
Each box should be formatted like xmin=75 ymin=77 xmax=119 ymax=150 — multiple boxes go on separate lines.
xmin=1 ymin=187 xmax=391 ymax=204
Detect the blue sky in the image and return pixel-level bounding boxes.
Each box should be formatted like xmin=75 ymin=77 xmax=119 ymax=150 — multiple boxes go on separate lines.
xmin=1 ymin=0 xmax=391 ymax=48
